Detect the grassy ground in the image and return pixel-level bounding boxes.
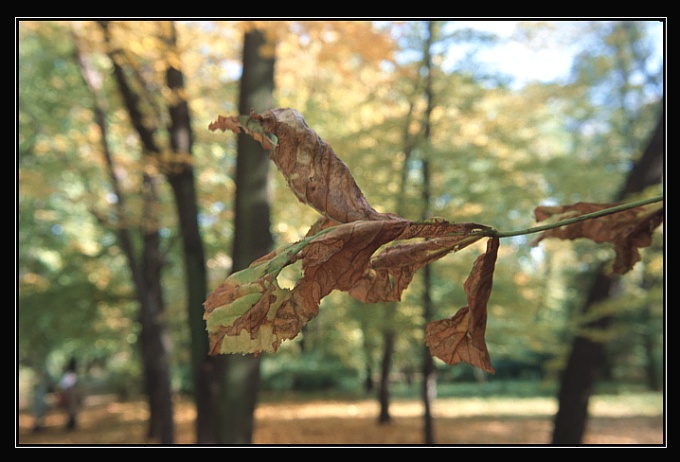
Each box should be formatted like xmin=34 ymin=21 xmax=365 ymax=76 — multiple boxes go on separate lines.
xmin=17 ymin=391 xmax=664 ymax=446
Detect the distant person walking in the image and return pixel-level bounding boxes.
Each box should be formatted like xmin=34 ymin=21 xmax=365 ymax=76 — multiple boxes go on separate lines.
xmin=58 ymin=357 xmax=80 ymax=430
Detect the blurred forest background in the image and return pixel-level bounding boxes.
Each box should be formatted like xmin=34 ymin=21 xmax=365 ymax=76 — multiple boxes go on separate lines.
xmin=17 ymin=20 xmax=664 ymax=445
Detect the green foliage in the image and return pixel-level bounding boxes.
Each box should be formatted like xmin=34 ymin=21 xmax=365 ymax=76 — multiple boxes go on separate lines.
xmin=262 ymin=351 xmax=361 ymax=392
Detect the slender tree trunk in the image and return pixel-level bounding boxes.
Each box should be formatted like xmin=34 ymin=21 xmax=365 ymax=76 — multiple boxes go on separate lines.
xmin=376 ymin=97 xmax=416 ymax=424
xmin=360 ymin=311 xmax=375 ymax=394
xmin=421 ymin=262 xmax=437 ymax=445
xmin=552 ymin=110 xmax=663 ymax=444
xmin=420 ymin=156 xmax=436 ymax=445
xmin=551 ymin=270 xmax=617 ymax=444
xmin=76 ymin=27 xmax=175 ymax=443
xmin=159 ymin=21 xmax=218 ymax=443
xmin=377 ymin=307 xmax=395 ymax=424
xmin=218 ymin=28 xmax=275 ymax=444
xmin=420 ymin=20 xmax=437 ymax=445
xmin=139 ymin=173 xmax=175 ymax=443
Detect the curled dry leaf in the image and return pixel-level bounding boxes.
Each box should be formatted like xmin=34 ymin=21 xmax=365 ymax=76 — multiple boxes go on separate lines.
xmin=203 ymin=214 xmax=495 ymax=357
xmin=206 ymin=107 xmax=501 ymax=369
xmin=210 ymin=108 xmax=396 ymax=224
xmin=425 ymin=237 xmax=499 ymax=373
xmin=534 ymin=201 xmax=663 ymax=274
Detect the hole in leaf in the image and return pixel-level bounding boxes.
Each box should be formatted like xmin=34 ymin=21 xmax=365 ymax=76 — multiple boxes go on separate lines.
xmin=275 ymin=259 xmax=303 ymax=290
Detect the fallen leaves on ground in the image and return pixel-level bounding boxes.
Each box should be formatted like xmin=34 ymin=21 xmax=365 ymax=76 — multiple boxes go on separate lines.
xmin=17 ymin=394 xmax=664 ymax=445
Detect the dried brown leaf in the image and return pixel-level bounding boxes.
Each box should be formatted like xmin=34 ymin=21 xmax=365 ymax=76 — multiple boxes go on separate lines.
xmin=210 ymin=108 xmax=398 ymax=224
xmin=534 ymin=202 xmax=663 ymax=274
xmin=204 ymin=219 xmax=411 ymax=355
xmin=255 ymin=108 xmax=398 ymax=223
xmin=203 ymin=218 xmax=500 ymax=357
xmin=425 ymin=237 xmax=499 ymax=373
xmin=207 ymin=108 xmax=503 ymax=369
xmin=349 ymin=221 xmax=491 ymax=304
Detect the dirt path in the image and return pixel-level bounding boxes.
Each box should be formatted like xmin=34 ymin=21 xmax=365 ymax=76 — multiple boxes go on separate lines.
xmin=17 ymin=395 xmax=664 ymax=446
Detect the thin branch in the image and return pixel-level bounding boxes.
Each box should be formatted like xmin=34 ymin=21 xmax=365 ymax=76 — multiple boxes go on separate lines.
xmin=72 ymin=25 xmax=143 ymax=292
xmin=491 ymin=195 xmax=663 ymax=239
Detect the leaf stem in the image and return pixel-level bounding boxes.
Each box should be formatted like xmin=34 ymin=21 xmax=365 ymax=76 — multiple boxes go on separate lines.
xmin=491 ymin=195 xmax=663 ymax=239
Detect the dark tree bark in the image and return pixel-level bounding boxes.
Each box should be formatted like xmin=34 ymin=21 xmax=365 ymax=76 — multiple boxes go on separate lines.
xmin=421 ymin=262 xmax=437 ymax=445
xmin=160 ymin=22 xmax=218 ymax=444
xmin=420 ymin=20 xmax=437 ymax=446
xmin=377 ymin=312 xmax=395 ymax=424
xmin=138 ymin=176 xmax=175 ymax=444
xmin=551 ymin=110 xmax=663 ymax=444
xmin=217 ymin=28 xmax=275 ymax=444
xmin=551 ymin=271 xmax=617 ymax=444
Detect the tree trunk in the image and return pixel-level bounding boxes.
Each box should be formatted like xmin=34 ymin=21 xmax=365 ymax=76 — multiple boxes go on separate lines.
xmin=218 ymin=28 xmax=275 ymax=444
xmin=377 ymin=307 xmax=395 ymax=424
xmin=551 ymin=110 xmax=663 ymax=444
xmin=78 ymin=25 xmax=175 ymax=443
xmin=551 ymin=270 xmax=617 ymax=444
xmin=420 ymin=20 xmax=437 ymax=446
xmin=421 ymin=262 xmax=437 ymax=445
xmin=160 ymin=21 xmax=218 ymax=444
xmin=138 ymin=176 xmax=175 ymax=443
xmin=420 ymin=157 xmax=436 ymax=445
xmin=376 ymin=99 xmax=416 ymax=424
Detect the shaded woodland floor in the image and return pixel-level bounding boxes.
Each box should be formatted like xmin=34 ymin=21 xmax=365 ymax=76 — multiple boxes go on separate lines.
xmin=17 ymin=393 xmax=664 ymax=446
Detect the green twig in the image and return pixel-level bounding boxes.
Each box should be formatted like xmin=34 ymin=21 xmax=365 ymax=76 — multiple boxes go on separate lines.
xmin=491 ymin=195 xmax=664 ymax=239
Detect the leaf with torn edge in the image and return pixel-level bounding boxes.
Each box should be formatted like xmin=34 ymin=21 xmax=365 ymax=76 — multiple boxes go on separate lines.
xmin=203 ymin=239 xmax=309 ymax=355
xmin=203 ymin=216 xmax=496 ymax=357
xmin=204 ymin=219 xmax=411 ymax=356
xmin=425 ymin=237 xmax=499 ymax=373
xmin=533 ymin=201 xmax=663 ymax=274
